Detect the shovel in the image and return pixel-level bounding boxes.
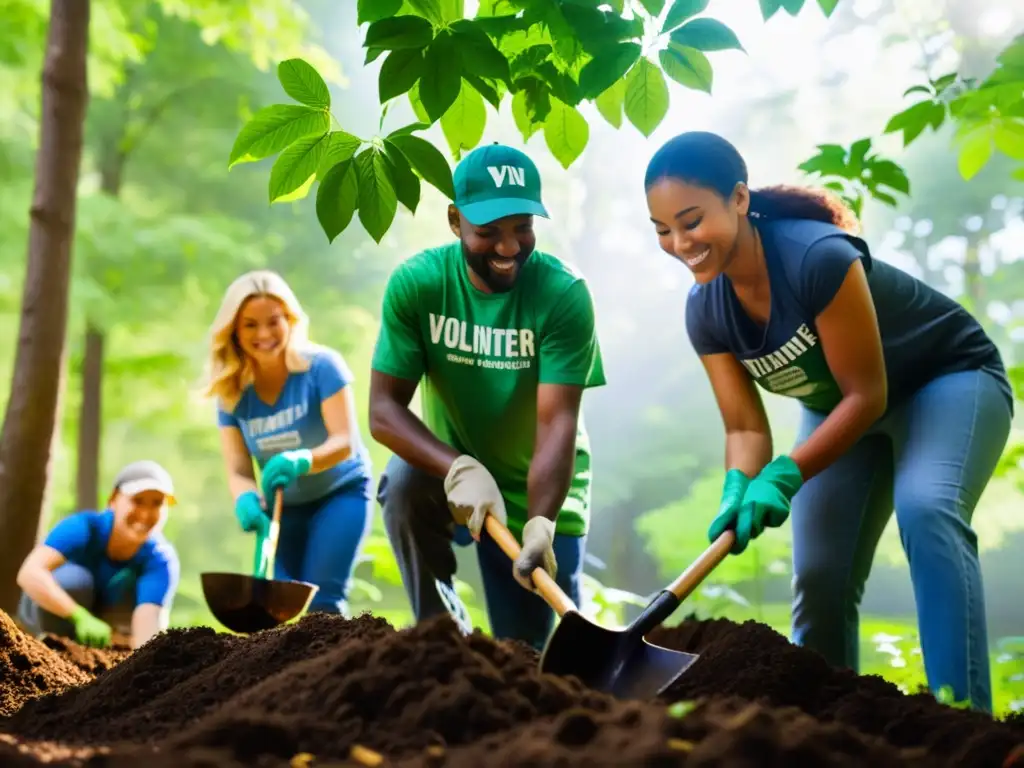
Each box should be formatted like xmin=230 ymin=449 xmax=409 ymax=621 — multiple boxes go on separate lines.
xmin=201 ymin=488 xmax=319 ymax=634
xmin=483 ymin=514 xmax=735 ymax=699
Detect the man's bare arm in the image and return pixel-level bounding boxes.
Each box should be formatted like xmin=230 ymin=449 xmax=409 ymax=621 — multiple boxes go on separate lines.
xmin=368 ymin=369 xmax=461 ymax=478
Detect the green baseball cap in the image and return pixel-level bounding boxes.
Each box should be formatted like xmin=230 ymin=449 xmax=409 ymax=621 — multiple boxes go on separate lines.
xmin=453 ymin=143 xmax=549 ymax=226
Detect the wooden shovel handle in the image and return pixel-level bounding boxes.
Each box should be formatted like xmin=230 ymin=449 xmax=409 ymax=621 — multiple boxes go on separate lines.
xmin=666 ymin=530 xmax=735 ymax=601
xmin=484 ymin=516 xmax=577 ymax=618
xmin=264 ymin=488 xmax=284 ymax=577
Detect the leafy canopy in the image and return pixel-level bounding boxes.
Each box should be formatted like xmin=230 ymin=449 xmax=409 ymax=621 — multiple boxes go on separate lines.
xmin=226 ymin=2 xmax=1024 ymax=245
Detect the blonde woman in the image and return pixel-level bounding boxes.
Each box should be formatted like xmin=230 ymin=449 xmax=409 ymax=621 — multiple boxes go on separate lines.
xmin=206 ymin=270 xmax=373 ymax=616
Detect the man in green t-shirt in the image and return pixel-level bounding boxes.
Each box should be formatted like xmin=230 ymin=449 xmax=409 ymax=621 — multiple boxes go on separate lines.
xmin=369 ymin=142 xmax=606 ymax=650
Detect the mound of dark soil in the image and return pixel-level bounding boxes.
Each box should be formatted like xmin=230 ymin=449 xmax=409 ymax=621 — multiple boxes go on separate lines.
xmin=39 ymin=634 xmax=132 ymax=676
xmin=0 ymin=609 xmax=1019 ymax=767
xmin=649 ymin=618 xmax=1024 ymax=766
xmin=0 ymin=610 xmax=90 ymax=717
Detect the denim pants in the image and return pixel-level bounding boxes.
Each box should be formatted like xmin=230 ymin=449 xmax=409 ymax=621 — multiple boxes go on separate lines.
xmin=789 ymin=369 xmax=1012 ymax=712
xmin=17 ymin=562 xmax=135 ymax=638
xmin=273 ymin=476 xmax=373 ymax=616
xmin=377 ymin=455 xmax=586 ymax=651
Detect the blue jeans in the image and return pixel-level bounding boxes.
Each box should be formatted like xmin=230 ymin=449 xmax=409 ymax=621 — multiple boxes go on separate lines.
xmin=377 ymin=455 xmax=586 ymax=651
xmin=790 ymin=369 xmax=1011 ymax=712
xmin=274 ymin=476 xmax=373 ymax=616
xmin=17 ymin=562 xmax=135 ymax=638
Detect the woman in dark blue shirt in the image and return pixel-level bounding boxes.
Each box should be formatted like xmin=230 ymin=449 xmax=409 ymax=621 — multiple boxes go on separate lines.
xmin=644 ymin=130 xmax=1013 ymax=712
xmin=16 ymin=460 xmax=180 ymax=649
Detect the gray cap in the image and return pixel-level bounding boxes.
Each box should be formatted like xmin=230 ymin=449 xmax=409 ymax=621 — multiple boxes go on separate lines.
xmin=112 ymin=460 xmax=176 ymax=504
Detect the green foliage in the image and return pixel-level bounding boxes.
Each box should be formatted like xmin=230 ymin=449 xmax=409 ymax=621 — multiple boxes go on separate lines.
xmin=798 ymin=137 xmax=911 ymax=217
xmin=230 ymin=0 xmax=785 ymax=243
xmin=878 ymin=34 xmax=1024 ymax=182
xmin=228 ymin=60 xmax=454 ymax=243
xmin=994 ymin=636 xmax=1024 ymax=713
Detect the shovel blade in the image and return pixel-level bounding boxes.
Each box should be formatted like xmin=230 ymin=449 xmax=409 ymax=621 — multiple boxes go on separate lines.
xmin=201 ymin=572 xmax=318 ymax=634
xmin=435 ymin=578 xmax=473 ymax=636
xmin=540 ymin=610 xmax=627 ymax=690
xmin=539 ymin=610 xmax=699 ymax=699
xmin=607 ymin=638 xmax=700 ymax=700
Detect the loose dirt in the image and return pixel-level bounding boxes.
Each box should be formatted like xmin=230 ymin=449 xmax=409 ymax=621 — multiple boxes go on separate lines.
xmin=0 ymin=608 xmax=1020 ymax=767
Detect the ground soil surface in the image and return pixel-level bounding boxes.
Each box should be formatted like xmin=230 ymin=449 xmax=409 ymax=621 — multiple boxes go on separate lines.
xmin=0 ymin=607 xmax=1021 ymax=766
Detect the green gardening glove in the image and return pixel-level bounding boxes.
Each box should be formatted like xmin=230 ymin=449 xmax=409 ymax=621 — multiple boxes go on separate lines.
xmin=260 ymin=449 xmax=312 ymax=500
xmin=708 ymin=469 xmax=752 ymax=554
xmin=734 ymin=455 xmax=804 ymax=553
xmin=68 ymin=605 xmax=112 ymax=649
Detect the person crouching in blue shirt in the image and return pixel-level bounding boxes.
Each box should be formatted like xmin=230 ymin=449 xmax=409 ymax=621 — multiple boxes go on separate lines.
xmin=16 ymin=460 xmax=181 ymax=649
xmin=205 ymin=270 xmax=374 ymax=617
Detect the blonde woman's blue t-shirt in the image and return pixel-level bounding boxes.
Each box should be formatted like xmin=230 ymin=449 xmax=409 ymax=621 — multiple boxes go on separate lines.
xmin=217 ymin=346 xmax=373 ymax=505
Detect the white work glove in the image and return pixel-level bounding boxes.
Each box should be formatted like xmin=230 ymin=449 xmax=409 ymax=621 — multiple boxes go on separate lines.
xmin=513 ymin=517 xmax=557 ymax=591
xmin=444 ymin=454 xmax=507 ymax=539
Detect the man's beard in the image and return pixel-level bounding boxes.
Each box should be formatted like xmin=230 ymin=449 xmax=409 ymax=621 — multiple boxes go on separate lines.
xmin=462 ymin=242 xmax=533 ymax=293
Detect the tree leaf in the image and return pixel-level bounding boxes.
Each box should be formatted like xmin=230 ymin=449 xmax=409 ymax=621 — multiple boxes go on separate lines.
xmin=358 ymin=0 xmax=402 ymax=23
xmin=406 ymin=0 xmax=444 ymax=24
xmin=316 ymin=159 xmax=360 ymax=243
xmin=638 ymin=0 xmax=666 ymax=16
xmin=364 ymin=15 xmax=434 ymax=51
xmin=387 ymin=122 xmax=432 ymax=138
xmin=661 ymin=0 xmax=710 ymax=34
xmin=269 ymin=133 xmax=331 ymax=203
xmin=388 ymin=134 xmax=456 ymax=199
xmin=512 ymin=89 xmax=541 ymax=142
xmin=355 ymin=148 xmax=398 ymax=243
xmin=797 ymin=144 xmax=849 ymax=177
xmin=816 ymin=0 xmax=839 ymax=15
xmin=1012 ymin=165 xmax=1024 ymax=181
xmin=465 ymin=73 xmax=502 ymax=109
xmin=317 ymin=131 xmax=363 ymax=177
xmin=957 ymin=125 xmax=994 ymax=180
xmin=451 ymin=19 xmax=512 ymax=86
xmin=867 ymin=159 xmax=911 ymax=195
xmin=883 ymin=100 xmax=945 ymax=146
xmin=543 ymin=98 xmax=589 ymax=169
xmin=440 ymin=0 xmax=465 ymax=21
xmin=658 ymin=43 xmax=713 ymax=93
xmin=229 ymin=105 xmax=331 ymax=168
xmin=419 ymin=32 xmax=463 ymax=122
xmin=994 ymin=120 xmax=1024 ymax=160
xmin=277 ymin=59 xmax=331 ymax=109
xmin=407 ymin=82 xmax=431 ymax=123
xmin=379 ymin=48 xmax=425 ymax=103
xmin=670 ymin=18 xmax=745 ymax=52
xmin=578 ymin=42 xmax=641 ymax=99
xmin=441 ymin=80 xmax=487 ymax=159
xmin=758 ymin=0 xmax=783 ymax=21
xmin=383 ymin=139 xmax=422 ymax=213
xmin=594 ymin=78 xmax=625 ymax=128
xmin=625 ymin=58 xmax=670 ymax=137
xmin=871 ymin=189 xmax=898 ymax=207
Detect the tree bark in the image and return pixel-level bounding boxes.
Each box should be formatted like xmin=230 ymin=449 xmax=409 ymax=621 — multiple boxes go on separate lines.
xmin=75 ymin=325 xmax=103 ymax=510
xmin=74 ymin=142 xmax=124 ymax=511
xmin=0 ymin=0 xmax=91 ymax=616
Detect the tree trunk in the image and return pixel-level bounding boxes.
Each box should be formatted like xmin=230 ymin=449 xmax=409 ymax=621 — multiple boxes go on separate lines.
xmin=75 ymin=325 xmax=103 ymax=510
xmin=0 ymin=0 xmax=91 ymax=616
xmin=74 ymin=148 xmax=123 ymax=511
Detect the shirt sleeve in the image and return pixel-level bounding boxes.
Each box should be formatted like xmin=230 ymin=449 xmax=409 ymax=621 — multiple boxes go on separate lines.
xmin=135 ymin=541 xmax=180 ymax=608
xmin=371 ymin=264 xmax=427 ymax=381
xmin=313 ymin=349 xmax=354 ymax=401
xmin=798 ymin=235 xmax=866 ymax=317
xmin=538 ymin=280 xmax=606 ymax=388
xmin=685 ymin=287 xmax=730 ymax=356
xmin=42 ymin=514 xmax=92 ymax=562
xmin=216 ymin=400 xmax=239 ymax=428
